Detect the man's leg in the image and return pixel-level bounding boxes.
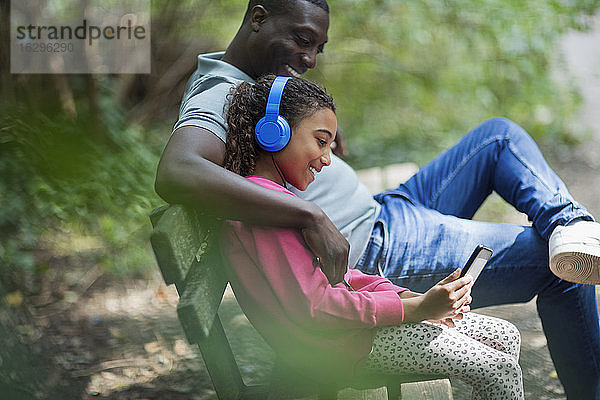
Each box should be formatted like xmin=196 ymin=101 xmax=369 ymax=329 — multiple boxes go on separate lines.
xmin=400 ymin=117 xmax=600 ymax=284
xmin=398 ymin=117 xmax=592 ymax=237
xmin=357 ymin=117 xmax=599 ymax=397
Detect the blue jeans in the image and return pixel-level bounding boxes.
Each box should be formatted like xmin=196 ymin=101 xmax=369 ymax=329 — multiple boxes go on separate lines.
xmin=356 ymin=118 xmax=600 ymax=399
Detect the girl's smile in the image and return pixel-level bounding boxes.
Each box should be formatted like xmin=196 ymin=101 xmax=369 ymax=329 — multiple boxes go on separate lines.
xmin=272 ymin=107 xmax=337 ymax=190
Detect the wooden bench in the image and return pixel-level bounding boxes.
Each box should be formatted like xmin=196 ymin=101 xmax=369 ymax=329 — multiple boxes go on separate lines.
xmin=149 ymin=204 xmax=453 ymax=400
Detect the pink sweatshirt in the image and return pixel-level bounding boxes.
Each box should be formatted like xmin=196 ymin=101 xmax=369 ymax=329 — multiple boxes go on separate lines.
xmin=221 ymin=176 xmax=408 ymax=375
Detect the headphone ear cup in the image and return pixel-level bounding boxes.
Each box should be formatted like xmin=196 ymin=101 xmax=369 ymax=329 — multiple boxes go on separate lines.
xmin=255 ymin=115 xmax=291 ymax=152
xmin=255 ymin=76 xmax=292 ymax=152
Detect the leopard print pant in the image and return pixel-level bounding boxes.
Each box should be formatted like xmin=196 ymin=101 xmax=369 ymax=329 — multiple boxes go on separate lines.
xmin=364 ymin=313 xmax=523 ymax=399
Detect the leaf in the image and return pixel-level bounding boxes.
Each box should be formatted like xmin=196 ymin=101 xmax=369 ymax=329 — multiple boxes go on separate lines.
xmin=6 ymin=290 xmax=24 ymax=307
xmin=144 ymin=341 xmax=161 ymax=354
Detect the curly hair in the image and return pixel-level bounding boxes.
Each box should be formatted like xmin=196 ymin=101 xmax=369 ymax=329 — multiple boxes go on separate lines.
xmin=224 ymin=75 xmax=335 ymax=176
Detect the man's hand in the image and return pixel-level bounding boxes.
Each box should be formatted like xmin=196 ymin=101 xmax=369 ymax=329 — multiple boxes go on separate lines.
xmin=302 ymin=211 xmax=349 ymax=285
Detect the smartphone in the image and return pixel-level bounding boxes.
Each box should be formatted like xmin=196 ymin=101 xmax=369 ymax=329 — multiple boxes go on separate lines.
xmin=460 ymin=245 xmax=493 ymax=283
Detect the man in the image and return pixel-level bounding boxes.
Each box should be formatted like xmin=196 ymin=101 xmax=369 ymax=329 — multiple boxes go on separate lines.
xmin=156 ymin=0 xmax=351 ymax=284
xmin=155 ymin=1 xmax=600 ymax=397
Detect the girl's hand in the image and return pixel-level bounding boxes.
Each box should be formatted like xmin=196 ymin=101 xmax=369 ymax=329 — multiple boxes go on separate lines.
xmin=427 ymin=300 xmax=472 ymax=328
xmin=401 ymin=269 xmax=473 ymax=326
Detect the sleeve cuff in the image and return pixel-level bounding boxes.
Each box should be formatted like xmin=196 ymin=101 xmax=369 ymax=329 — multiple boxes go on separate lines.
xmin=373 ymin=291 xmax=405 ymax=325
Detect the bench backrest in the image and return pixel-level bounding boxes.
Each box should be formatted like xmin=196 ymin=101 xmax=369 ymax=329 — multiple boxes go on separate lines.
xmin=149 ymin=205 xmax=452 ymax=400
xmin=150 ymin=205 xmax=265 ymax=400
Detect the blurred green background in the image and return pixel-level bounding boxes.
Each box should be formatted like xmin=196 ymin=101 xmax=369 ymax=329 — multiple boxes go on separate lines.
xmin=1 ymin=0 xmax=599 ymax=285
xmin=2 ymin=0 xmax=600 ymax=397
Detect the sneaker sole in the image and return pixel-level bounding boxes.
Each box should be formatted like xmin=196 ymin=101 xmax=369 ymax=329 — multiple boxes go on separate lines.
xmin=550 ymin=251 xmax=600 ymax=285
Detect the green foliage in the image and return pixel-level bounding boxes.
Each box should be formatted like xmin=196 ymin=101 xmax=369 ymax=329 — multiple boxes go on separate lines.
xmin=151 ymin=0 xmax=246 ymax=48
xmin=0 ymin=94 xmax=165 ymax=280
xmin=309 ymin=0 xmax=599 ymax=167
xmin=159 ymin=0 xmax=599 ymax=168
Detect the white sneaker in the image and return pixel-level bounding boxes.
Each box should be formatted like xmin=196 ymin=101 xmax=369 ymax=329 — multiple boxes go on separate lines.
xmin=549 ymin=220 xmax=600 ymax=284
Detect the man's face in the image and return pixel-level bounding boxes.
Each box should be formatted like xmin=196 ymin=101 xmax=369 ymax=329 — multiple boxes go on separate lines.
xmin=249 ymin=1 xmax=329 ymax=78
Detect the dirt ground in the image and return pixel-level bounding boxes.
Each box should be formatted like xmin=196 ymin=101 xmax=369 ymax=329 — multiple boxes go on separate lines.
xmin=2 ymin=256 xmax=284 ymax=400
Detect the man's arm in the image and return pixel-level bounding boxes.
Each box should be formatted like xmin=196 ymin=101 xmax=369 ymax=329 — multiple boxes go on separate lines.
xmin=155 ymin=126 xmax=349 ymax=284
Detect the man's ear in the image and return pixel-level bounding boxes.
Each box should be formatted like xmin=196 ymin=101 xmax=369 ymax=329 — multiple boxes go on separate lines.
xmin=250 ymin=5 xmax=269 ymax=31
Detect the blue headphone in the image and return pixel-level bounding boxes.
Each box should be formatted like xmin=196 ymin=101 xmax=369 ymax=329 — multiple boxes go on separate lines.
xmin=255 ymin=76 xmax=291 ymax=152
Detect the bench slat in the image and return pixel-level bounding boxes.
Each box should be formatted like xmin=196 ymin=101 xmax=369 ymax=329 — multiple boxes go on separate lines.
xmin=149 ymin=204 xmax=169 ymax=228
xmin=177 ymin=254 xmax=228 ymax=340
xmin=401 ymin=379 xmax=453 ymax=399
xmin=150 ymin=205 xmax=203 ymax=287
xmin=194 ymin=315 xmax=247 ymax=400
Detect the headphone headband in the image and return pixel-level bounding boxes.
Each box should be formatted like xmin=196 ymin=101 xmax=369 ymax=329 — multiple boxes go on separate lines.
xmin=254 ymin=76 xmax=292 ymax=152
xmin=264 ymin=76 xmax=291 ymax=119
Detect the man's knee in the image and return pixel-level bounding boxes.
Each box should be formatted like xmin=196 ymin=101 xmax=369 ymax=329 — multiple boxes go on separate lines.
xmin=537 ymin=277 xmax=597 ymax=315
xmin=479 ymin=117 xmax=530 ymax=143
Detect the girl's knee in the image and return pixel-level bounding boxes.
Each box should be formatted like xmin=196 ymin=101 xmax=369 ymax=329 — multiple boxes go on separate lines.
xmin=480 ymin=354 xmax=523 ymax=397
xmin=499 ymin=355 xmax=523 ymax=393
xmin=501 ymin=319 xmax=522 ymax=349
xmin=500 ymin=354 xmax=522 ymax=376
xmin=495 ymin=354 xmax=522 ymax=380
xmin=492 ymin=319 xmax=522 ymax=358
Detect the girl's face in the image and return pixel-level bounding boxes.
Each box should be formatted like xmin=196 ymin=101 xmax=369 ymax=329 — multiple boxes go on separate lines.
xmin=276 ymin=107 xmax=337 ymax=191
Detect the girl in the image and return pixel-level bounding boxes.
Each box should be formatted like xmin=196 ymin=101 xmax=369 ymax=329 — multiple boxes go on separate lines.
xmin=221 ymin=75 xmax=524 ymax=400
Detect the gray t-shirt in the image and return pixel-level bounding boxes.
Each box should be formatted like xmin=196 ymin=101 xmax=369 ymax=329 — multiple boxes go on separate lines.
xmin=174 ymin=52 xmax=380 ymax=267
